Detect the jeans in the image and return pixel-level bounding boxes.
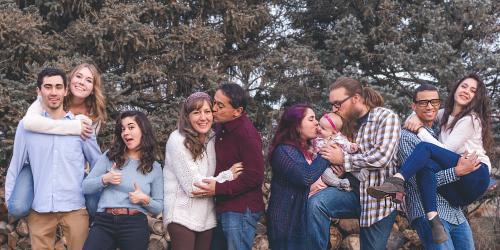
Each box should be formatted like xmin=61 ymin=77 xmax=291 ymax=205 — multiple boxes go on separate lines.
xmin=7 ymin=163 xmax=33 ymax=219
xmin=83 ymin=212 xmax=149 ymax=250
xmin=307 ymin=187 xmax=396 ymax=250
xmin=7 ymin=163 xmax=101 ymax=220
xmin=210 ymin=208 xmax=262 ymax=250
xmin=412 ymin=216 xmax=475 ymax=250
xmin=400 ymin=142 xmax=490 ymax=210
xmin=307 ymin=187 xmax=360 ymax=250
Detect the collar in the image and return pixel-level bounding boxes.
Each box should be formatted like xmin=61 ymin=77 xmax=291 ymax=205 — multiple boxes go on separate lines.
xmin=218 ymin=113 xmax=248 ymax=133
xmin=356 ymin=111 xmax=370 ymax=129
xmin=42 ymin=110 xmax=75 ymax=120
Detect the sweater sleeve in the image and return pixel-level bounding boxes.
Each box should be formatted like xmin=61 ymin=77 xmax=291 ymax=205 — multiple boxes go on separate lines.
xmin=143 ymin=163 xmax=164 ymax=216
xmin=271 ymin=145 xmax=330 ymax=188
xmin=82 ymin=154 xmax=111 ymax=194
xmin=23 ymin=98 xmax=82 ymax=135
xmin=215 ymin=132 xmax=265 ymax=197
xmin=165 ymin=132 xmax=211 ymax=197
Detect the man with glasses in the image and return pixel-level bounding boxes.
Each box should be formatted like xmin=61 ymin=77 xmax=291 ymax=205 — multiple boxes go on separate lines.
xmin=398 ymin=84 xmax=475 ymax=249
xmin=308 ymin=77 xmax=400 ymax=250
xmin=193 ymin=83 xmax=265 ymax=250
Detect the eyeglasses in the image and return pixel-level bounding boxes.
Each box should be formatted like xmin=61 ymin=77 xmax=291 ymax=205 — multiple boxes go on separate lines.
xmin=331 ymin=95 xmax=353 ymax=109
xmin=415 ymin=99 xmax=440 ymax=107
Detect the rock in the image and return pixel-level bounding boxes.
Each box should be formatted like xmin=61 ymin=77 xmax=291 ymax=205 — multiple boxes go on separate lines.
xmin=386 ymin=230 xmax=405 ymax=250
xmin=148 ymin=216 xmax=165 ymax=236
xmin=7 ymin=232 xmax=18 ymax=249
xmin=252 ymin=234 xmax=269 ymax=250
xmin=340 ymin=234 xmax=359 ymax=250
xmin=15 ymin=218 xmax=29 ymax=237
xmin=395 ymin=214 xmax=410 ymax=231
xmin=148 ymin=234 xmax=168 ymax=250
xmin=17 ymin=237 xmax=30 ymax=249
xmin=338 ymin=219 xmax=360 ymax=235
xmin=402 ymin=229 xmax=420 ymax=246
xmin=329 ymin=225 xmax=342 ymax=250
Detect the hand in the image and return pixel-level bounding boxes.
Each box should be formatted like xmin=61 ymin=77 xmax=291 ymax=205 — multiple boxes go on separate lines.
xmin=192 ymin=179 xmax=216 ymax=197
xmin=80 ymin=120 xmax=93 ymax=140
xmin=230 ymin=162 xmax=244 ymax=180
xmin=331 ymin=165 xmax=345 ymax=177
xmin=319 ymin=144 xmax=344 ymax=165
xmin=128 ymin=182 xmax=150 ymax=205
xmin=350 ymin=144 xmax=358 ymax=153
xmin=102 ymin=162 xmax=122 ymax=185
xmin=454 ymin=151 xmax=481 ymax=177
xmin=404 ymin=114 xmax=424 ymax=132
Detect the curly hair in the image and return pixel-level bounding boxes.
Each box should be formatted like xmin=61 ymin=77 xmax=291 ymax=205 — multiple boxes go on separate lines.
xmin=107 ymin=111 xmax=159 ymax=174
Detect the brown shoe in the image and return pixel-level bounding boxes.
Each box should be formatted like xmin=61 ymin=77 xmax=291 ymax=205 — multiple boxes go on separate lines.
xmin=429 ymin=215 xmax=448 ymax=244
xmin=367 ymin=176 xmax=405 ymax=203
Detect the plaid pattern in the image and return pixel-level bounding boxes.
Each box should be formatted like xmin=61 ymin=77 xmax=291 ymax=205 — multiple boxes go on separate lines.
xmin=344 ymin=107 xmax=401 ymax=227
xmin=398 ymin=128 xmax=466 ymax=225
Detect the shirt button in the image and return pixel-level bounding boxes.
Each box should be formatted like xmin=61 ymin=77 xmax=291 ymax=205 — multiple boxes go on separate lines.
xmin=219 ymin=138 xmax=222 ymax=141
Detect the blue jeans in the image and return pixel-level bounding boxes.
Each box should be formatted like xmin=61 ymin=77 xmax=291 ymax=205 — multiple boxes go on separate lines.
xmin=210 ymin=208 xmax=262 ymax=250
xmin=83 ymin=212 xmax=149 ymax=250
xmin=400 ymin=142 xmax=490 ymax=211
xmin=307 ymin=187 xmax=396 ymax=250
xmin=7 ymin=163 xmax=33 ymax=219
xmin=7 ymin=163 xmax=101 ymax=219
xmin=412 ymin=216 xmax=475 ymax=250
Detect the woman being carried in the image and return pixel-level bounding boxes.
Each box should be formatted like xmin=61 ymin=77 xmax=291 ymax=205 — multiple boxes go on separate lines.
xmin=368 ymin=74 xmax=492 ymax=244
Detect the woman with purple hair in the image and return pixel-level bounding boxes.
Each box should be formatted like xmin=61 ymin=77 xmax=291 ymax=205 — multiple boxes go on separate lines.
xmin=266 ymin=104 xmax=331 ymax=250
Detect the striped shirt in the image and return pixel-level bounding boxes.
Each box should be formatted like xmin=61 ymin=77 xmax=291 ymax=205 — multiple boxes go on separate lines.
xmin=398 ymin=127 xmax=466 ymax=225
xmin=344 ymin=107 xmax=401 ymax=227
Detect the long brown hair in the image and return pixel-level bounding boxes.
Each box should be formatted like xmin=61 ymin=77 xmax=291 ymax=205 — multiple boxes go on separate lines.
xmin=65 ymin=63 xmax=107 ymax=125
xmin=177 ymin=92 xmax=213 ymax=161
xmin=107 ymin=111 xmax=159 ymax=174
xmin=329 ymin=77 xmax=384 ymax=109
xmin=440 ymin=73 xmax=493 ymax=154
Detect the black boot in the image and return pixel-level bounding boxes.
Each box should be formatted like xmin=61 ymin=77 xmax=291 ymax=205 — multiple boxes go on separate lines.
xmin=429 ymin=215 xmax=448 ymax=244
xmin=367 ymin=176 xmax=405 ymax=203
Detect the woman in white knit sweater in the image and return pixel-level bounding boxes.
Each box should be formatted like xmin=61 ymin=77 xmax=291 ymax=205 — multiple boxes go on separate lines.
xmin=369 ymin=73 xmax=493 ymax=243
xmin=164 ymin=92 xmax=243 ymax=250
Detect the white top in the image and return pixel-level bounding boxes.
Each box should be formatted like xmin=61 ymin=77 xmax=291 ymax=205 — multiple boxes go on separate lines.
xmin=417 ymin=109 xmax=491 ymax=172
xmin=163 ymin=130 xmax=232 ymax=232
xmin=23 ymin=97 xmax=98 ymax=135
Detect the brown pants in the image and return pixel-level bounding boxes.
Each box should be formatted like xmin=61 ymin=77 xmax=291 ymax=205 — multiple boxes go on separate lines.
xmin=167 ymin=223 xmax=214 ymax=250
xmin=27 ymin=209 xmax=89 ymax=250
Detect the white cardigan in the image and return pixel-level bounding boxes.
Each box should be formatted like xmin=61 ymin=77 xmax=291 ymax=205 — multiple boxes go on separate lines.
xmin=163 ymin=130 xmax=219 ymax=232
xmin=417 ymin=110 xmax=491 ymax=172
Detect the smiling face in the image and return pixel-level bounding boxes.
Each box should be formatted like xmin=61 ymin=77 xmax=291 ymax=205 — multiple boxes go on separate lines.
xmin=121 ymin=116 xmax=142 ymax=153
xmin=69 ymin=67 xmax=94 ymax=100
xmin=298 ymin=108 xmax=319 ymax=142
xmin=189 ymin=100 xmax=213 ymax=136
xmin=453 ymin=77 xmax=477 ymax=110
xmin=37 ymin=75 xmax=67 ymax=111
xmin=412 ymin=90 xmax=440 ymax=126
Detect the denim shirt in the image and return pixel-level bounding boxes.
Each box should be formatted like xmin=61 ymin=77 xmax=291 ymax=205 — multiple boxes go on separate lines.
xmin=5 ymin=112 xmax=101 ymax=212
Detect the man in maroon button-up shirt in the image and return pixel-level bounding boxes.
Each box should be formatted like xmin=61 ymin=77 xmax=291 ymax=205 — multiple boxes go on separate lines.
xmin=193 ymin=83 xmax=265 ymax=250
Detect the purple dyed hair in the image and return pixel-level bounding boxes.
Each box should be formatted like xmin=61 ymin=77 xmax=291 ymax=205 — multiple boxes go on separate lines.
xmin=268 ymin=103 xmax=313 ymax=159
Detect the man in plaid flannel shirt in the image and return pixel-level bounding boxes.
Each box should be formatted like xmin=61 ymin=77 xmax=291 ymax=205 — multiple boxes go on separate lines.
xmin=308 ymin=77 xmax=400 ymax=250
xmin=399 ymin=84 xmax=475 ymax=249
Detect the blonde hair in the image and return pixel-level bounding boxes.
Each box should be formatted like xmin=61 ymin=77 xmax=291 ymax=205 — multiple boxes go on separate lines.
xmin=65 ymin=63 xmax=107 ymax=126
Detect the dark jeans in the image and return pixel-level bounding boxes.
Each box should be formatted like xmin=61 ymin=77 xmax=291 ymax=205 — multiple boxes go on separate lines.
xmin=399 ymin=142 xmax=490 ymax=212
xmin=83 ymin=212 xmax=149 ymax=250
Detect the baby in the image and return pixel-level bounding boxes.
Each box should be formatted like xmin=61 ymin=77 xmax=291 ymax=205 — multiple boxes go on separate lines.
xmin=315 ymin=112 xmax=368 ymax=191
